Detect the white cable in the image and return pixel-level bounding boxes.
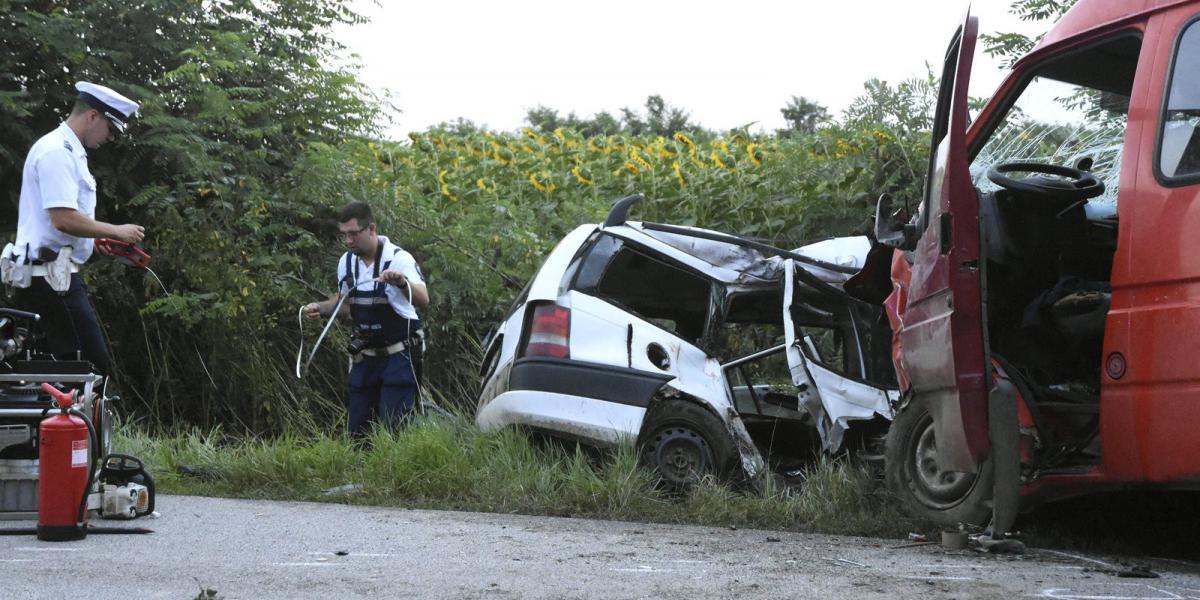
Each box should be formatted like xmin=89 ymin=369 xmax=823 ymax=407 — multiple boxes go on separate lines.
xmin=295 ymin=278 xmax=378 ymax=379
xmin=400 ymin=276 xmax=424 ymax=413
xmin=294 ymin=304 xmax=306 ymax=379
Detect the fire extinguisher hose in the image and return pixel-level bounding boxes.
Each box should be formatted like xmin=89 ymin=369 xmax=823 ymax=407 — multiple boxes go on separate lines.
xmin=69 ymin=406 xmax=99 ymax=527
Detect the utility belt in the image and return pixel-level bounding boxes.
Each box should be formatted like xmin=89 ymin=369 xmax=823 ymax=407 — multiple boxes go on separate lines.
xmin=350 ymin=338 xmax=411 ymax=363
xmin=30 ymin=262 xmax=81 ymax=277
xmin=0 ymin=243 xmax=78 ymax=293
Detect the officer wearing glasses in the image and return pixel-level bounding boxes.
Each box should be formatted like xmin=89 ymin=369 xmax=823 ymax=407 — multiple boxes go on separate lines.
xmin=9 ymin=81 xmax=145 ymax=374
xmin=305 ymin=201 xmax=429 ymax=442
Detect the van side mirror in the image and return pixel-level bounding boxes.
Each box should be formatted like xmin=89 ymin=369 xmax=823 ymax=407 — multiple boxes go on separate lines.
xmin=874 ymin=193 xmax=917 ymax=250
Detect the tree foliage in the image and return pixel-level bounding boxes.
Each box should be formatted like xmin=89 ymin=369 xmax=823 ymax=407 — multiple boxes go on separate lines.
xmin=0 ymin=0 xmax=378 ymax=430
xmin=778 ymin=96 xmax=829 ymax=137
xmin=981 ymin=0 xmax=1079 ymax=66
xmin=525 ymin=95 xmax=698 ymax=138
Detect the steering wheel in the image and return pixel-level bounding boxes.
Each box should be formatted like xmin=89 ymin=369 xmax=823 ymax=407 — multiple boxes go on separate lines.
xmin=986 ymin=161 xmax=1105 ymax=201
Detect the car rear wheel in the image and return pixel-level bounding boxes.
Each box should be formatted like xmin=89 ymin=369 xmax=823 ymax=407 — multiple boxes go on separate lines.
xmin=884 ymin=400 xmax=993 ymax=527
xmin=638 ymin=399 xmax=739 ymax=489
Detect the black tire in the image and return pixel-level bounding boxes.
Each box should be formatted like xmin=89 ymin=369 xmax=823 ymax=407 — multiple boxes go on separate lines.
xmin=884 ymin=399 xmax=993 ymax=527
xmin=638 ymin=399 xmax=740 ymax=490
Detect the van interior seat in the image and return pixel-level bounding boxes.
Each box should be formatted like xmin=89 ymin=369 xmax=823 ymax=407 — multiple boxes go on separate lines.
xmin=1050 ymin=289 xmax=1111 ymax=339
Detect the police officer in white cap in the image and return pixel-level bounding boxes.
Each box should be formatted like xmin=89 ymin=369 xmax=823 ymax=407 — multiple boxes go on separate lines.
xmin=9 ymin=81 xmax=146 ymax=374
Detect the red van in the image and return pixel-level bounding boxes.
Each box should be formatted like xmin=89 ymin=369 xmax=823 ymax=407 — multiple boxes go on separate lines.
xmin=872 ymin=0 xmax=1200 ymax=537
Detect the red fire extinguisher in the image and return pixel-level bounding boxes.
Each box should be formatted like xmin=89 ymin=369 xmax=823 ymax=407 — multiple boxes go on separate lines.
xmin=37 ymin=383 xmax=95 ymax=542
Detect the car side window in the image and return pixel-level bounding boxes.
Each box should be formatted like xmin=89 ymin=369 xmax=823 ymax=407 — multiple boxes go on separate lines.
xmin=1160 ymin=18 xmax=1200 ymax=181
xmin=572 ymin=234 xmax=623 ymax=291
xmin=574 ymin=235 xmax=711 ymax=343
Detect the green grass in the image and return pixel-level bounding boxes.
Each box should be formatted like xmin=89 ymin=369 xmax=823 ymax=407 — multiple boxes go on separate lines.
xmin=116 ymin=412 xmax=913 ymax=538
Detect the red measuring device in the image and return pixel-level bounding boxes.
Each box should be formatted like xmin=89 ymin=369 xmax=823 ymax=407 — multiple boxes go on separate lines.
xmin=95 ymin=239 xmax=151 ymax=269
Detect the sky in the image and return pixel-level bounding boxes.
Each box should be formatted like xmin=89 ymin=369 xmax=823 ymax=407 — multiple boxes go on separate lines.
xmin=333 ymin=1 xmax=1044 ymax=138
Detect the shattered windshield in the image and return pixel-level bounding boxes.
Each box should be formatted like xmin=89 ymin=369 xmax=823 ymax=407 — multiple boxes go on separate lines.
xmin=971 ymin=35 xmax=1140 ymax=219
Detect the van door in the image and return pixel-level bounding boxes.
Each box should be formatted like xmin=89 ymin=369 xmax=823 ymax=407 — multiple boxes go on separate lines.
xmin=902 ymin=12 xmax=988 ymax=472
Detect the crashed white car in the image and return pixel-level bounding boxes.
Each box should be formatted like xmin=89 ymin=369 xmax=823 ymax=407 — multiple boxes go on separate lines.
xmin=476 ymin=195 xmax=899 ymax=486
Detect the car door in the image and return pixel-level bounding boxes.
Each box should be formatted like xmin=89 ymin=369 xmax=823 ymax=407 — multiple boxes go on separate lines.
xmin=781 ymin=260 xmax=898 ymax=452
xmin=902 ymin=11 xmax=988 ymax=472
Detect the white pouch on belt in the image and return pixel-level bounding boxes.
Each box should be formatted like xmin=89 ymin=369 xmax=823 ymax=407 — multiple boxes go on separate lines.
xmin=0 ymin=243 xmax=30 ymax=289
xmin=44 ymin=245 xmax=74 ymax=293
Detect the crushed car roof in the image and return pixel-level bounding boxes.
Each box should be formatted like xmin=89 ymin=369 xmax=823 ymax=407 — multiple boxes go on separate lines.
xmin=627 ymin=222 xmax=782 ymax=283
xmin=600 ymin=193 xmax=872 ymax=292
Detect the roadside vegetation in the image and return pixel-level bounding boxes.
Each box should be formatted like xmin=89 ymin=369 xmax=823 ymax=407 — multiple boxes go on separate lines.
xmin=115 ymin=413 xmax=914 ymax=538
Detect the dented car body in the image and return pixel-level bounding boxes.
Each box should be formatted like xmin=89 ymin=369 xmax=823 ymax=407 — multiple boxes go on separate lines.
xmin=476 ymin=195 xmax=898 ymax=485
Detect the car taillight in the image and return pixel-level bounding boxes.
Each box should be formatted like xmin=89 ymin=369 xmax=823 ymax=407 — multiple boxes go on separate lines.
xmin=526 ymin=303 xmax=570 ymax=358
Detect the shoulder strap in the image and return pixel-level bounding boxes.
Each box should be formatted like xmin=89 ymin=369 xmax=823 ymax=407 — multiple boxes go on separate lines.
xmin=344 ymin=251 xmax=354 ymax=287
xmin=383 ymin=244 xmax=401 ymax=270
xmin=373 ymin=239 xmax=384 ymax=280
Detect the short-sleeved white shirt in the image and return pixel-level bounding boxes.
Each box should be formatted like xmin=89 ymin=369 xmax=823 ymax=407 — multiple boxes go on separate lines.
xmin=15 ymin=123 xmax=98 ymax=264
xmin=336 ymin=235 xmax=424 ymax=320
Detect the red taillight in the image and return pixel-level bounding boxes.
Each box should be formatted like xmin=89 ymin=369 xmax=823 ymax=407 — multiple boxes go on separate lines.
xmin=526 ymin=303 xmax=570 ymax=358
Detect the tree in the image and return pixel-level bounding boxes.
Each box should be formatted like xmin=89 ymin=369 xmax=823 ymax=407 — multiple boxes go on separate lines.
xmin=430 ymin=118 xmax=486 ymax=136
xmin=778 ymin=96 xmax=829 ymax=137
xmin=621 ymin=95 xmax=696 ymax=137
xmin=981 ymin=0 xmax=1079 ymax=66
xmin=523 ymin=105 xmax=625 ymax=137
xmin=0 ymin=0 xmax=380 ymax=430
xmin=523 ymin=105 xmax=564 ymax=133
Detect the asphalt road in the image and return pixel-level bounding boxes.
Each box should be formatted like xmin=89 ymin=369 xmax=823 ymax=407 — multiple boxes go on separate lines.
xmin=1 ymin=495 xmax=1197 ymax=599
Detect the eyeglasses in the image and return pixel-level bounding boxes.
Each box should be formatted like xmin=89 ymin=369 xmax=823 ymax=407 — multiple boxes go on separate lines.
xmin=94 ymin=110 xmax=121 ymax=138
xmin=338 ymin=225 xmax=369 ymax=240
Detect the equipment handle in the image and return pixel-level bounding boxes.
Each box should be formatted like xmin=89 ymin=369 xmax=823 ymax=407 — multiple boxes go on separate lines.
xmin=0 ymin=307 xmax=40 ymax=321
xmin=96 ymin=238 xmax=151 ymax=269
xmin=40 ymin=383 xmax=75 ymax=410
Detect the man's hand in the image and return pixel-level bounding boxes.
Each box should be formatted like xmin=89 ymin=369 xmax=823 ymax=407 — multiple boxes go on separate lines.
xmin=378 ymin=269 xmax=408 ymax=288
xmin=112 ymin=224 xmax=145 ymax=244
xmin=304 ymin=302 xmax=322 ymax=320
xmin=380 ymin=269 xmax=429 ymax=308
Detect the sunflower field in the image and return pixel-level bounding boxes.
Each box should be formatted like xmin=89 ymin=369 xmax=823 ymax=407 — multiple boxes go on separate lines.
xmin=291 ymin=81 xmax=935 ymax=413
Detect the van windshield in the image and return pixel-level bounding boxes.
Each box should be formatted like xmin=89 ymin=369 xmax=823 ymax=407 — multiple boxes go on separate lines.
xmin=971 ymin=35 xmax=1141 ymax=218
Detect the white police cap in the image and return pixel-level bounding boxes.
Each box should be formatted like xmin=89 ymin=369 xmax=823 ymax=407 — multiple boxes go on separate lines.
xmin=75 ymin=81 xmax=139 ymax=133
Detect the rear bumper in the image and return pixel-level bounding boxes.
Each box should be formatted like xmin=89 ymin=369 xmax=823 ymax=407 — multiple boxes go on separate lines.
xmin=508 ymin=357 xmax=671 ymax=407
xmin=476 ymin=390 xmax=646 ymax=447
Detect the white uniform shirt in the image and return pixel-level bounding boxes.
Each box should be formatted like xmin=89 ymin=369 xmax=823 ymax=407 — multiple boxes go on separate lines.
xmin=15 ymin=123 xmax=97 ymax=264
xmin=336 ymin=236 xmax=424 ymax=320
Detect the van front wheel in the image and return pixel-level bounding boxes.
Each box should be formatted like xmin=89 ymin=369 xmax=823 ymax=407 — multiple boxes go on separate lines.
xmin=884 ymin=400 xmax=993 ymax=527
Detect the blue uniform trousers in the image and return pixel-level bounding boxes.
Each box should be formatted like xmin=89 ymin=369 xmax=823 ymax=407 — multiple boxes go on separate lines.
xmin=346 ymin=350 xmax=417 ymax=436
xmin=14 ymin=273 xmax=110 ymax=374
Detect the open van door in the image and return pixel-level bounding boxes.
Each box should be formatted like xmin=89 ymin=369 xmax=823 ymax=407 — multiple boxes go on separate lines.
xmin=897 ymin=11 xmax=987 ymax=473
